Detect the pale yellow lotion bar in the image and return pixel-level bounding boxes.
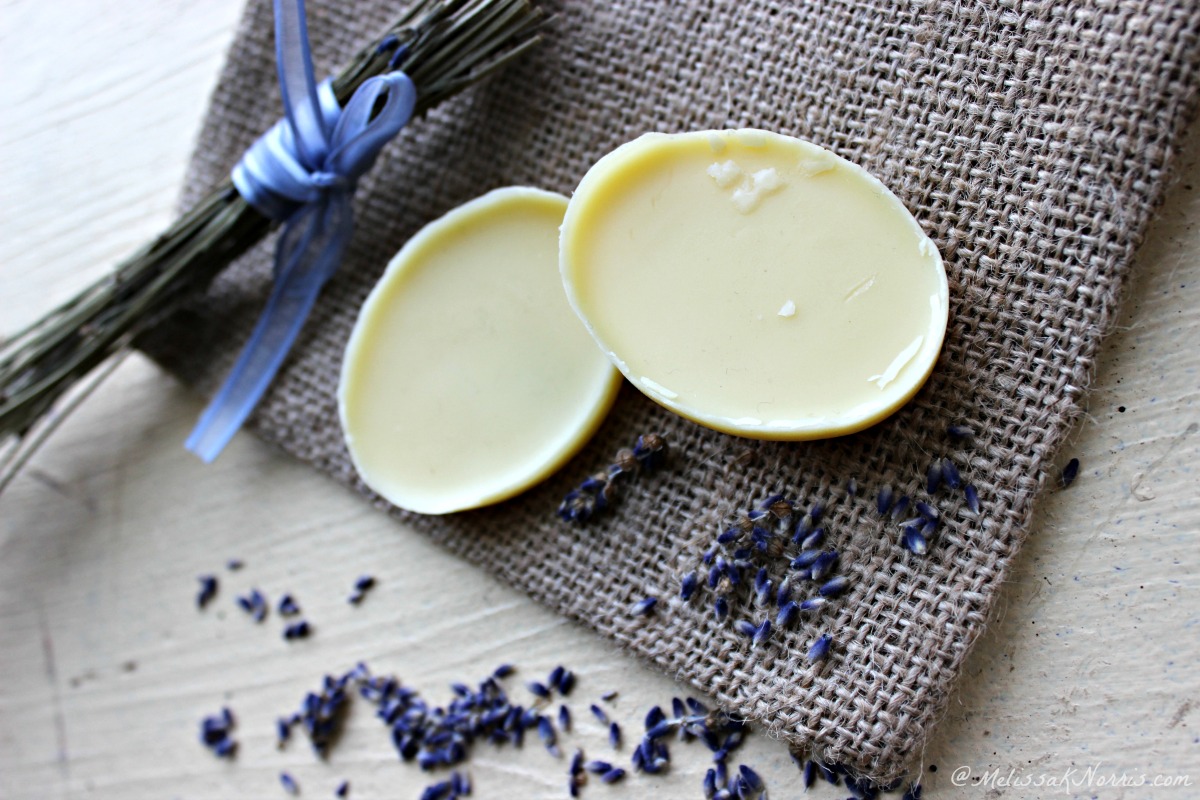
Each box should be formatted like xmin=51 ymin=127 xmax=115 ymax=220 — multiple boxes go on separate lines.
xmin=339 ymin=188 xmax=620 ymax=514
xmin=560 ymin=129 xmax=948 ymax=439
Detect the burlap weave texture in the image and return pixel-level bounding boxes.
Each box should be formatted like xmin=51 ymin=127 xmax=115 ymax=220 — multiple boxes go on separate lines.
xmin=144 ymin=0 xmax=1200 ymax=781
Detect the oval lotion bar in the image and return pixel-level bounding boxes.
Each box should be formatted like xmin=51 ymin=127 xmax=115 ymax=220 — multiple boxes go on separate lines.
xmin=339 ymin=188 xmax=620 ymax=514
xmin=560 ymin=129 xmax=948 ymax=439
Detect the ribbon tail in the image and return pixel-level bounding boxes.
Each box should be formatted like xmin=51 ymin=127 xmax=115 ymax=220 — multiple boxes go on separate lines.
xmin=186 ymin=198 xmax=352 ymax=462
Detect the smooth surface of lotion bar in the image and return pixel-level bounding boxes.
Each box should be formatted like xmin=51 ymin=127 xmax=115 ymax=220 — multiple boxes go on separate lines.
xmin=340 ymin=188 xmax=620 ymax=514
xmin=560 ymin=129 xmax=948 ymax=439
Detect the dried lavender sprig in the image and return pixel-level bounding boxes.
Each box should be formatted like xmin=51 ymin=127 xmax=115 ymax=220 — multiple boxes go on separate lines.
xmin=0 ymin=0 xmax=548 ymax=495
xmin=558 ymin=433 xmax=668 ymax=522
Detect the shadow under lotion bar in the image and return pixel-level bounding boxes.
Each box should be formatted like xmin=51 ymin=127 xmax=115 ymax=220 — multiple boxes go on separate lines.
xmin=560 ymin=129 xmax=949 ymax=439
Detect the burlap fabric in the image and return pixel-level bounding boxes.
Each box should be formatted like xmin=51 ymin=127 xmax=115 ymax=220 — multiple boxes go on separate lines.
xmin=142 ymin=0 xmax=1200 ymax=782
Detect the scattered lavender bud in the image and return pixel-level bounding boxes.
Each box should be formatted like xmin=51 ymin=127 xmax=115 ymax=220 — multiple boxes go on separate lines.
xmin=751 ymin=619 xmax=772 ymax=647
xmin=1060 ymin=457 xmax=1080 ymax=488
xmin=791 ymin=550 xmax=822 ymax=570
xmin=348 ymin=575 xmax=376 ymax=605
xmin=538 ymin=716 xmax=560 ymax=756
xmin=196 ymin=575 xmax=218 ymax=609
xmin=335 ymin=779 xmax=349 ymax=797
xmin=226 ymin=559 xmax=244 ymax=571
xmin=818 ymin=576 xmax=850 ymax=598
xmin=964 ymin=484 xmax=980 ymax=514
xmin=714 ymin=596 xmax=730 ymax=621
xmin=280 ymin=771 xmax=299 ymax=795
xmin=739 ymin=764 xmax=764 ymax=790
xmin=558 ymin=704 xmax=571 ymax=732
xmin=600 ymin=690 xmax=618 ymax=701
xmin=915 ymin=501 xmax=939 ymax=521
xmin=559 ymin=434 xmax=667 ymax=522
xmin=609 ymin=721 xmax=621 ymax=748
xmin=645 ymin=705 xmax=665 ymax=730
xmin=799 ymin=527 xmax=825 ymax=551
xmin=586 ymin=759 xmax=614 ymax=774
xmin=926 ymin=460 xmax=943 ymax=493
xmin=890 ymin=495 xmax=911 ymax=520
xmin=734 ymin=620 xmax=758 ymax=638
xmin=902 ymin=782 xmax=924 ymax=800
xmin=492 ymin=664 xmax=514 ymax=678
xmin=807 ymin=634 xmax=833 ymax=664
xmin=283 ymin=620 xmax=311 ymax=640
xmin=451 ymin=771 xmax=471 ymax=795
xmin=681 ymin=571 xmax=699 ymax=601
xmin=557 ymin=669 xmax=576 ymax=696
xmin=600 ymin=767 xmax=626 ymax=784
xmin=941 ymin=459 xmax=962 ymax=489
xmin=590 ymin=704 xmax=609 ymax=724
xmin=548 ymin=666 xmax=565 ymax=688
xmin=876 ymin=485 xmax=894 ymax=515
xmin=947 ymin=424 xmax=973 ymax=440
xmin=631 ymin=597 xmax=658 ymax=616
xmin=753 ymin=569 xmax=772 ymax=606
xmin=808 ymin=502 xmax=825 ymax=523
xmin=776 ymin=601 xmax=799 ymax=628
xmin=799 ymin=597 xmax=827 ymax=612
xmin=570 ymin=748 xmax=584 ymax=775
xmin=902 ymin=527 xmax=928 ymax=556
xmin=528 ymin=681 xmax=550 ymax=700
xmin=803 ymin=758 xmax=817 ymax=789
xmin=776 ymin=576 xmax=792 ymax=606
xmin=809 ymin=550 xmax=839 ymax=581
xmin=278 ymin=594 xmax=300 ymax=616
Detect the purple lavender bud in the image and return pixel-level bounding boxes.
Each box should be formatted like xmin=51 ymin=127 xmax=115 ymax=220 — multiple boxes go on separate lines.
xmin=609 ymin=721 xmax=621 ymax=748
xmin=752 ymin=619 xmax=772 ymax=647
xmin=799 ymin=527 xmax=825 ymax=551
xmin=739 ymin=764 xmax=764 ymax=790
xmin=600 ymin=767 xmax=626 ymax=784
xmin=528 ymin=681 xmax=550 ymax=699
xmin=927 ymin=460 xmax=943 ymax=493
xmin=590 ymin=704 xmax=609 ymax=724
xmin=941 ymin=459 xmax=962 ymax=489
xmin=586 ymin=759 xmax=614 ymax=774
xmin=818 ymin=576 xmax=851 ymax=597
xmin=1060 ymin=457 xmax=1080 ymax=488
xmin=714 ymin=596 xmax=729 ymax=621
xmin=947 ymin=424 xmax=973 ymax=440
xmin=776 ymin=576 xmax=792 ymax=606
xmin=558 ymin=704 xmax=571 ymax=732
xmin=776 ymin=601 xmax=799 ymax=628
xmin=915 ymin=501 xmax=939 ymax=521
xmin=890 ymin=495 xmax=911 ymax=520
xmin=791 ymin=550 xmax=822 ymax=570
xmin=806 ymin=633 xmax=833 ymax=663
xmin=902 ymin=527 xmax=928 ymax=556
xmin=876 ymin=485 xmax=894 ymax=515
xmin=734 ymin=620 xmax=758 ymax=638
xmin=280 ymin=772 xmax=299 ymax=795
xmin=645 ymin=705 xmax=665 ymax=729
xmin=196 ymin=575 xmax=218 ymax=609
xmin=964 ymin=484 xmax=980 ymax=514
xmin=799 ymin=596 xmax=827 ymax=611
xmin=809 ymin=550 xmax=839 ymax=581
xmin=492 ymin=663 xmax=515 ymax=678
xmin=681 ymin=571 xmax=699 ymax=601
xmin=631 ymin=597 xmax=658 ymax=616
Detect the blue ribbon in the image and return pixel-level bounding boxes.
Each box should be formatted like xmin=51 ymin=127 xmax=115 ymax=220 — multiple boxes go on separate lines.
xmin=186 ymin=0 xmax=416 ymax=462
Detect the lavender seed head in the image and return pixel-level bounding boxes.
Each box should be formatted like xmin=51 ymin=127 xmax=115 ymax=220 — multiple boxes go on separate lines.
xmin=609 ymin=721 xmax=621 ymax=748
xmin=799 ymin=597 xmax=827 ymax=612
xmin=915 ymin=501 xmax=939 ymax=521
xmin=890 ymin=495 xmax=911 ymax=520
xmin=590 ymin=704 xmax=609 ymax=724
xmin=752 ymin=619 xmax=772 ymax=647
xmin=280 ymin=772 xmax=299 ymax=795
xmin=809 ymin=550 xmax=839 ymax=581
xmin=776 ymin=601 xmax=799 ymax=628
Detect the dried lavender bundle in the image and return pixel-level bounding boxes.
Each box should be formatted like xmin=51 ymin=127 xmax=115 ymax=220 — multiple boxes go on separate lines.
xmin=0 ymin=0 xmax=545 ymax=494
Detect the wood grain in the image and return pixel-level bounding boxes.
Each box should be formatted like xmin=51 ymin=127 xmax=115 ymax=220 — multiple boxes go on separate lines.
xmin=1 ymin=1 xmax=1197 ymax=797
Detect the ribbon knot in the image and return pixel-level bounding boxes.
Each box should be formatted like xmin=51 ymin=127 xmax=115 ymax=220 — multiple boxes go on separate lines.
xmin=186 ymin=0 xmax=416 ymax=462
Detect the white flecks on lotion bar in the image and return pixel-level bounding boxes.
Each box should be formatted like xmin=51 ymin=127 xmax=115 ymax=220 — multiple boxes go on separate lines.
xmin=707 ymin=160 xmax=786 ymax=213
xmin=559 ymin=129 xmax=949 ymax=440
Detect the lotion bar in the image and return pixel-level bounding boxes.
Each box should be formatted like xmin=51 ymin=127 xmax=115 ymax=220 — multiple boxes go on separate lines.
xmin=560 ymin=129 xmax=948 ymax=439
xmin=339 ymin=188 xmax=620 ymax=514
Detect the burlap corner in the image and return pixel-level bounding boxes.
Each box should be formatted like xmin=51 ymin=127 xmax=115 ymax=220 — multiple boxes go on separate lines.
xmin=140 ymin=0 xmax=1200 ymax=782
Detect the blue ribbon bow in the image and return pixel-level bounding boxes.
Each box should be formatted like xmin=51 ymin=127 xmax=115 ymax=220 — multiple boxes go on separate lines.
xmin=186 ymin=0 xmax=415 ymax=462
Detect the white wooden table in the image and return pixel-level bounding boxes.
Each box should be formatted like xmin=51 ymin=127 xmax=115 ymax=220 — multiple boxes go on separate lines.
xmin=1 ymin=2 xmax=1197 ymax=798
